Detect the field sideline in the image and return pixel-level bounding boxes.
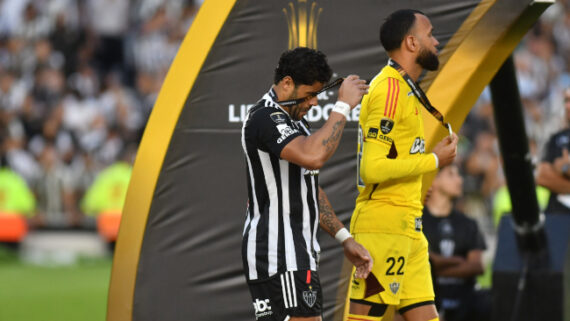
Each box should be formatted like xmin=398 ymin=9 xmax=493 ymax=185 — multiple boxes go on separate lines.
xmin=0 ymin=249 xmax=111 ymax=321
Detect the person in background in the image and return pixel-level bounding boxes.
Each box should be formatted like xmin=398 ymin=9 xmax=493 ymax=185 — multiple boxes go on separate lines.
xmin=80 ymin=145 xmax=135 ymax=216
xmin=536 ymin=88 xmax=570 ymax=215
xmin=0 ymin=154 xmax=36 ymax=250
xmin=422 ymin=164 xmax=490 ymax=321
xmin=34 ymin=144 xmax=80 ymax=227
xmin=0 ymin=158 xmax=36 ymax=217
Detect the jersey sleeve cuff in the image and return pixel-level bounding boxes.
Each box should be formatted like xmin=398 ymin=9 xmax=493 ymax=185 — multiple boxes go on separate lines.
xmin=432 ymin=152 xmax=439 ymax=169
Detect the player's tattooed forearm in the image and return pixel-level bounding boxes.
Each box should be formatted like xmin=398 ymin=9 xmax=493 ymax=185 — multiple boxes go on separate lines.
xmin=318 ymin=190 xmax=343 ymax=234
xmin=322 ymin=120 xmax=345 ymax=152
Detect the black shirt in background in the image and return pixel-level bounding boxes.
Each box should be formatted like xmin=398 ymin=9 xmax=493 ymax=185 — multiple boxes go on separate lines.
xmin=422 ymin=207 xmax=487 ymax=310
xmin=542 ymin=128 xmax=570 ymax=214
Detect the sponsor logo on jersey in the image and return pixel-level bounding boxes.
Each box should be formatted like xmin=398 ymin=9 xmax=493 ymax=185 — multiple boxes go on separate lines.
xmin=302 ymin=286 xmax=317 ymax=307
xmin=378 ymin=135 xmax=393 ymax=144
xmin=380 ymin=118 xmax=394 ymax=134
xmin=304 ymin=168 xmax=319 ymax=176
xmin=276 ymin=124 xmax=299 ymax=144
xmin=367 ymin=127 xmax=379 ymax=139
xmin=389 ymin=282 xmax=400 ymax=295
xmin=409 ymin=137 xmax=425 ymax=154
xmin=270 ymin=112 xmax=287 ymax=124
xmin=253 ymin=298 xmax=273 ymax=319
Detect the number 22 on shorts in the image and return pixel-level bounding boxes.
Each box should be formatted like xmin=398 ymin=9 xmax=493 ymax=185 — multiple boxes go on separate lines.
xmin=386 ymin=256 xmax=405 ymax=275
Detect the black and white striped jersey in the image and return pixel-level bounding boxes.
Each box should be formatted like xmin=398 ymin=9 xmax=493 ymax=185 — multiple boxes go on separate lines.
xmin=241 ymin=88 xmax=321 ymax=282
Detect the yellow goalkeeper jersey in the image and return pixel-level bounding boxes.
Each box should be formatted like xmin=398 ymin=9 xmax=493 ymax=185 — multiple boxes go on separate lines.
xmin=351 ymin=64 xmax=438 ymax=238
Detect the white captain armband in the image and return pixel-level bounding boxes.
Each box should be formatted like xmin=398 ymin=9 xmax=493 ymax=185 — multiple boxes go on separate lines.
xmin=335 ymin=227 xmax=352 ymax=244
xmin=332 ymin=101 xmax=351 ymax=119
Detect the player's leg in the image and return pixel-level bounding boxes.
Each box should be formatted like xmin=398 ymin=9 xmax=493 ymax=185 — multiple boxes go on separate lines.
xmin=393 ymin=310 xmax=405 ymax=321
xmin=396 ymin=234 xmax=438 ymax=321
xmin=348 ymin=300 xmax=393 ymax=321
xmin=399 ymin=301 xmax=438 ymax=321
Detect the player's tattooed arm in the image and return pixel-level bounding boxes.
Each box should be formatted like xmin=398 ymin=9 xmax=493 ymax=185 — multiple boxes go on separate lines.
xmin=279 ymin=76 xmax=367 ymax=170
xmin=321 ymin=119 xmax=346 ymax=153
xmin=318 ymin=186 xmax=344 ymax=236
xmin=318 ymin=186 xmax=374 ymax=278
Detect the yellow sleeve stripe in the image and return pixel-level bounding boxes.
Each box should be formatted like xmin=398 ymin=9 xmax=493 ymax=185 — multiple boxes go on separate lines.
xmin=384 ymin=77 xmax=400 ymax=119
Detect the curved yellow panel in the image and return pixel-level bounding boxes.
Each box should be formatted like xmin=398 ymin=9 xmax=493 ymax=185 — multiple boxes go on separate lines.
xmin=420 ymin=0 xmax=552 ymax=198
xmin=106 ymin=1 xmax=238 ymax=320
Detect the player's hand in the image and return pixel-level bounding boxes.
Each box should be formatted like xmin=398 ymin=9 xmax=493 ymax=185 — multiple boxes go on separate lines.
xmin=432 ymin=132 xmax=458 ymax=168
xmin=342 ymin=238 xmax=373 ymax=279
xmin=337 ymin=75 xmax=368 ymax=109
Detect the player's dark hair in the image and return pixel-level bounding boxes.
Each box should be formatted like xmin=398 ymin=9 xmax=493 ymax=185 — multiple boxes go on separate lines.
xmin=274 ymin=47 xmax=332 ymax=86
xmin=380 ymin=9 xmax=425 ymax=52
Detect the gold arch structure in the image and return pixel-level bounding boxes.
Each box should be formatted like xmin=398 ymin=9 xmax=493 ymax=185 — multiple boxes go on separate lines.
xmin=106 ymin=1 xmax=238 ymax=320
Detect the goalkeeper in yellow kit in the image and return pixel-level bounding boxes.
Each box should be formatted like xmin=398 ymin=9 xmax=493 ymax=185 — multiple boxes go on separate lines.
xmin=347 ymin=9 xmax=458 ymax=321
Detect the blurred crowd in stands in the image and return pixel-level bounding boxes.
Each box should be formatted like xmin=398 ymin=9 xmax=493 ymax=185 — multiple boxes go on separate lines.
xmin=0 ymin=0 xmax=569 ymax=241
xmin=0 ymin=0 xmax=200 ymax=229
xmin=459 ymin=1 xmax=570 ymax=229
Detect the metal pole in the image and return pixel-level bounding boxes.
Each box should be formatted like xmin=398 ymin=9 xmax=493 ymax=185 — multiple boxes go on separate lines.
xmin=489 ymin=55 xmax=546 ymax=251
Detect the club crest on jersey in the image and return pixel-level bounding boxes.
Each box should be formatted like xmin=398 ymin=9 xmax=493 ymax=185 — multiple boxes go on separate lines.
xmin=389 ymin=282 xmax=400 ymax=295
xmin=380 ymin=118 xmax=394 ymax=134
xmin=303 ymin=286 xmax=317 ymax=307
xmin=270 ymin=112 xmax=287 ymax=124
xmin=409 ymin=137 xmax=425 ymax=154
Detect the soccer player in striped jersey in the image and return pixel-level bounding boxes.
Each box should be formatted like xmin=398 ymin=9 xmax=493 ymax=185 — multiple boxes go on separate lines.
xmin=348 ymin=10 xmax=458 ymax=321
xmin=241 ymin=47 xmax=372 ymax=321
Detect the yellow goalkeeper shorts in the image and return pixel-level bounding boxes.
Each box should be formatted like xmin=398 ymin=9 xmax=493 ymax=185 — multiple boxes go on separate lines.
xmin=348 ymin=231 xmax=434 ymax=308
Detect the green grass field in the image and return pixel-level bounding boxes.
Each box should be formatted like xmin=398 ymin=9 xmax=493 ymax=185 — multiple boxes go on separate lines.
xmin=0 ymin=249 xmax=112 ymax=321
